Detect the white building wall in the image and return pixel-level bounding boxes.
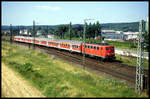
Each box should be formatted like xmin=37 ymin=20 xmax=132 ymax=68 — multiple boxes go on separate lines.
xmin=101 ymin=30 xmax=139 ymax=41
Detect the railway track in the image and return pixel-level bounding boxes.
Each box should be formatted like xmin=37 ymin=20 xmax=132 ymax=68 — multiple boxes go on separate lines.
xmin=2 ymin=39 xmax=149 ymax=93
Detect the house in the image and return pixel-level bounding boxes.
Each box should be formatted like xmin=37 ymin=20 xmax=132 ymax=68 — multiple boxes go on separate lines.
xmin=47 ymin=35 xmax=54 ymax=39
xmin=36 ymin=30 xmax=43 ymax=36
xmin=20 ymin=29 xmax=31 ymax=35
xmin=2 ymin=30 xmax=10 ymax=35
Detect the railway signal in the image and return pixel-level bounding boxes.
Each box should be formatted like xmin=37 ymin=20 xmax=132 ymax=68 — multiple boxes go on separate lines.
xmin=135 ymin=20 xmax=145 ymax=94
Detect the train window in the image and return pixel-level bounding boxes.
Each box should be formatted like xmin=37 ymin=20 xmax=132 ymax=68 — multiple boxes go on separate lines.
xmin=97 ymin=47 xmax=99 ymax=50
xmin=106 ymin=48 xmax=109 ymax=51
xmin=94 ymin=46 xmax=96 ymax=49
xmin=111 ymin=47 xmax=114 ymax=50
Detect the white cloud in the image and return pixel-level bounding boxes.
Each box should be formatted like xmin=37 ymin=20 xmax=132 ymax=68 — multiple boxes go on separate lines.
xmin=34 ymin=5 xmax=62 ymax=11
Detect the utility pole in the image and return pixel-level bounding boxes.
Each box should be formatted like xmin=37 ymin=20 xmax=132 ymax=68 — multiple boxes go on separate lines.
xmin=10 ymin=24 xmax=13 ymax=44
xmin=47 ymin=25 xmax=49 ymax=38
xmin=33 ymin=20 xmax=35 ymax=49
xmin=27 ymin=28 xmax=30 ymax=49
xmin=135 ymin=20 xmax=145 ymax=94
xmin=18 ymin=26 xmax=20 ymax=36
xmin=69 ymin=22 xmax=72 ymax=40
xmin=83 ymin=20 xmax=86 ymax=69
xmin=82 ymin=19 xmax=94 ymax=69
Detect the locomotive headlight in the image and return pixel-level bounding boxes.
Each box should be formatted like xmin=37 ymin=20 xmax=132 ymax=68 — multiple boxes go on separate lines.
xmin=107 ymin=53 xmax=110 ymax=55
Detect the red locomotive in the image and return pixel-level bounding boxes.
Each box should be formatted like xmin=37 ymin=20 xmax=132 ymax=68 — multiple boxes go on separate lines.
xmin=14 ymin=36 xmax=116 ymax=60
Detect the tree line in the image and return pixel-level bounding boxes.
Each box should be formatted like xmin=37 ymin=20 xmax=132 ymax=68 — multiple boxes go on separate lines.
xmin=54 ymin=21 xmax=101 ymax=40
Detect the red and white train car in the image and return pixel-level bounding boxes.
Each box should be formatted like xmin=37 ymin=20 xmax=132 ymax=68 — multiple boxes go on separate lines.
xmin=14 ymin=36 xmax=116 ymax=60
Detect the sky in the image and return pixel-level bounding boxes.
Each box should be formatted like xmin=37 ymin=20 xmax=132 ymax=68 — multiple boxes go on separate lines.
xmin=2 ymin=1 xmax=149 ymax=26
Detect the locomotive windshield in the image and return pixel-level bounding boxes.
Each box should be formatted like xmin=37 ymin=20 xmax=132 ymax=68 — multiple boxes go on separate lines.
xmin=111 ymin=47 xmax=114 ymax=50
xmin=106 ymin=48 xmax=109 ymax=51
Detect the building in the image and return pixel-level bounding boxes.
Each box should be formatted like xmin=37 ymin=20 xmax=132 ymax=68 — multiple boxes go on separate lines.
xmin=101 ymin=30 xmax=125 ymax=41
xmin=36 ymin=30 xmax=44 ymax=36
xmin=47 ymin=35 xmax=54 ymax=39
xmin=101 ymin=30 xmax=139 ymax=41
xmin=123 ymin=32 xmax=139 ymax=40
xmin=2 ymin=30 xmax=10 ymax=35
xmin=20 ymin=29 xmax=31 ymax=35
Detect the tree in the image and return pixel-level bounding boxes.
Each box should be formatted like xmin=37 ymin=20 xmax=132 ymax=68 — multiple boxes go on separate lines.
xmin=54 ymin=25 xmax=68 ymax=39
xmin=68 ymin=22 xmax=72 ymax=40
xmin=96 ymin=21 xmax=101 ymax=37
xmin=86 ymin=22 xmax=93 ymax=40
xmin=76 ymin=25 xmax=83 ymax=39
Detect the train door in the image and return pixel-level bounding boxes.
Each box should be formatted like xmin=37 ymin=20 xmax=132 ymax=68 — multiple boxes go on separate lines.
xmin=100 ymin=47 xmax=103 ymax=56
xmin=58 ymin=42 xmax=60 ymax=49
xmin=70 ymin=44 xmax=72 ymax=51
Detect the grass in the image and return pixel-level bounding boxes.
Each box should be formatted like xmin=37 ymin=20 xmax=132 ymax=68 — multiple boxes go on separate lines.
xmin=2 ymin=35 xmax=12 ymax=40
xmin=115 ymin=54 xmax=149 ymax=70
xmin=2 ymin=41 xmax=148 ymax=97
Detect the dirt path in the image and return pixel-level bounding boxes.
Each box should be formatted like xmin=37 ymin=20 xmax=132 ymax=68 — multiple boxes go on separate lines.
xmin=1 ymin=63 xmax=45 ymax=98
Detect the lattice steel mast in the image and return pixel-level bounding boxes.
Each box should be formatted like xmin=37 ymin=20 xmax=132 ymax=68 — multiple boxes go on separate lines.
xmin=135 ymin=20 xmax=145 ymax=94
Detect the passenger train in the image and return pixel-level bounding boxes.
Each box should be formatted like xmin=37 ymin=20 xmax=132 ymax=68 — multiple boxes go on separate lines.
xmin=14 ymin=36 xmax=116 ymax=60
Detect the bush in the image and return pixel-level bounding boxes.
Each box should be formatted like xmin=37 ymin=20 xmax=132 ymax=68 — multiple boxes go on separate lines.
xmin=21 ymin=63 xmax=33 ymax=72
xmin=9 ymin=61 xmax=33 ymax=72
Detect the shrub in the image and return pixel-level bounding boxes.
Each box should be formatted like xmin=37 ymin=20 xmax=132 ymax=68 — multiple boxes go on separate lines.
xmin=21 ymin=63 xmax=33 ymax=72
